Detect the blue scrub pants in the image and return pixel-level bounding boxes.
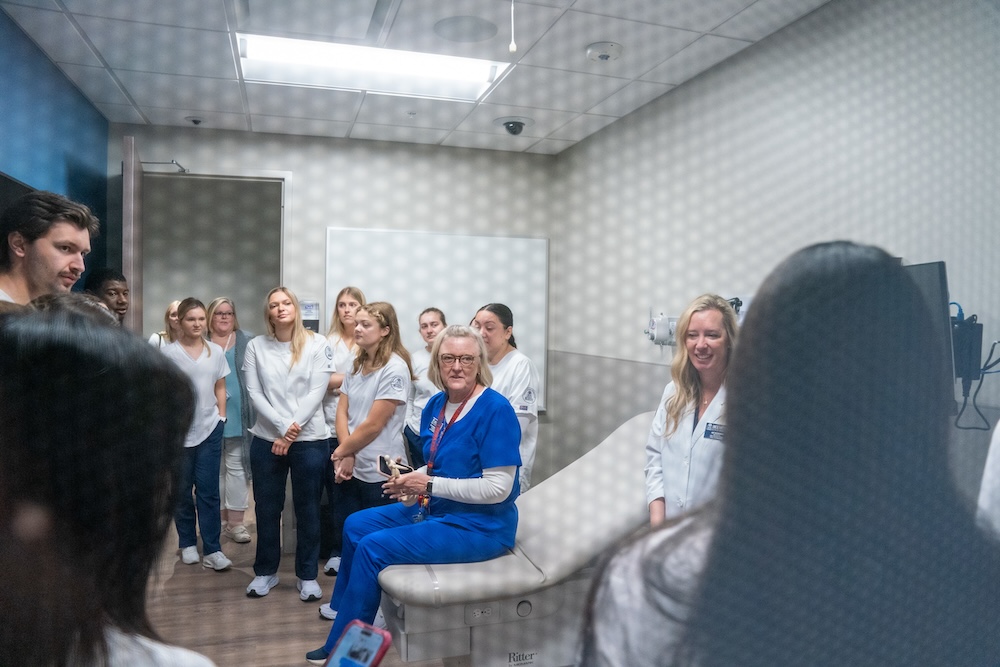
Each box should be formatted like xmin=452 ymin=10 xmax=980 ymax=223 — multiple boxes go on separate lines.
xmin=250 ymin=436 xmax=328 ymax=580
xmin=175 ymin=420 xmax=224 ymax=555
xmin=322 ymin=502 xmax=509 ymax=653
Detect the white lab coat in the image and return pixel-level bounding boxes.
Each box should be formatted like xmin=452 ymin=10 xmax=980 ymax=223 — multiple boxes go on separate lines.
xmin=644 ymin=382 xmax=727 ymax=519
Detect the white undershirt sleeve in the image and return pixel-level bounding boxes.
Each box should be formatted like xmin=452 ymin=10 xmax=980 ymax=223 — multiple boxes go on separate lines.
xmin=433 ymin=466 xmax=516 ymax=504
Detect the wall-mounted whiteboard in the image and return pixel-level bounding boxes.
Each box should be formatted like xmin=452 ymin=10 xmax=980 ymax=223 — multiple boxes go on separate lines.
xmin=326 ymin=228 xmax=548 ymax=409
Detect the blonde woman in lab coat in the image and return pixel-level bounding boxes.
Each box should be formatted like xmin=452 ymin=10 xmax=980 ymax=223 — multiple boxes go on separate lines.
xmin=645 ymin=294 xmax=738 ymax=526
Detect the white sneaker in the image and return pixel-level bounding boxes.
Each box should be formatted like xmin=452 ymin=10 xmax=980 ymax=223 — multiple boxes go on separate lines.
xmin=225 ymin=524 xmax=252 ymax=543
xmin=202 ymin=551 xmax=232 ymax=571
xmin=323 ymin=556 xmax=341 ymax=576
xmin=373 ymin=606 xmax=388 ymax=630
xmin=246 ymin=574 xmax=279 ymax=597
xmin=298 ymin=579 xmax=322 ymax=602
xmin=180 ymin=546 xmax=199 ymax=564
xmin=318 ymin=602 xmax=336 ymax=620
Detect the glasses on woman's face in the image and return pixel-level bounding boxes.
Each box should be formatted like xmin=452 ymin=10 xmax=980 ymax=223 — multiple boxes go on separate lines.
xmin=440 ymin=354 xmax=476 ymax=368
xmin=213 ymin=311 xmax=234 ymax=318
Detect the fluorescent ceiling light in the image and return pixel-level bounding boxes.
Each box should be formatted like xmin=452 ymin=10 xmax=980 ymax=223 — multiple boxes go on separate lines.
xmin=239 ymin=34 xmax=509 ymax=102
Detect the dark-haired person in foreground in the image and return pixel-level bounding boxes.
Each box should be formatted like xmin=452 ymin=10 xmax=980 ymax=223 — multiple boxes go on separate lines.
xmin=579 ymin=241 xmax=1000 ymax=667
xmin=0 ymin=310 xmax=215 ymax=665
xmin=0 ymin=190 xmax=100 ymax=304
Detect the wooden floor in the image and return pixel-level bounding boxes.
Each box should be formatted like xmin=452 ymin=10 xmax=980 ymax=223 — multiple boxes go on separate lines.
xmin=146 ymin=508 xmax=448 ymax=667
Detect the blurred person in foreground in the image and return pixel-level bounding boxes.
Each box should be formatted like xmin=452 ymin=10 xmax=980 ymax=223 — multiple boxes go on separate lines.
xmin=0 ymin=310 xmax=215 ymax=666
xmin=579 ymin=241 xmax=1000 ymax=667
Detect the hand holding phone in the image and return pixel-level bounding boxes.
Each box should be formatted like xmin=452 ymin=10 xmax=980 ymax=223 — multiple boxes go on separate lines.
xmin=323 ymin=619 xmax=391 ymax=667
xmin=378 ymin=455 xmax=414 ymax=478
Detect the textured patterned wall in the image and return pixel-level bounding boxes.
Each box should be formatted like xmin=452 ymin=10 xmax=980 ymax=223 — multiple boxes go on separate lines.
xmin=111 ymin=0 xmax=1000 ymax=487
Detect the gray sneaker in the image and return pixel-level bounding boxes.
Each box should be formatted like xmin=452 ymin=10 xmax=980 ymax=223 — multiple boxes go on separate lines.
xmin=246 ymin=574 xmax=279 ymax=597
xmin=180 ymin=546 xmax=199 ymax=564
xmin=298 ymin=579 xmax=322 ymax=602
xmin=202 ymin=551 xmax=232 ymax=571
xmin=323 ymin=556 xmax=341 ymax=576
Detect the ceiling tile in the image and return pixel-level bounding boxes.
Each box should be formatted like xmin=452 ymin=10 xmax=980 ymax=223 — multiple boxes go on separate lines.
xmin=116 ymin=70 xmax=244 ymax=113
xmin=642 ymin=34 xmax=752 ymax=86
xmin=141 ymin=106 xmax=248 ymax=131
xmin=442 ymin=130 xmax=535 ymax=152
xmin=519 ymin=10 xmax=700 ymax=79
xmin=251 ymin=115 xmax=351 ymax=138
xmin=548 ymin=113 xmax=616 ymax=141
xmin=485 ymin=65 xmax=630 ymax=114
xmin=355 ymin=94 xmax=474 ymax=130
xmin=2 ymin=5 xmax=102 ymax=66
xmin=61 ymin=0 xmax=229 ymax=31
xmin=526 ymin=138 xmax=576 ymax=155
xmin=94 ymin=101 xmax=146 ymax=124
xmin=75 ymin=15 xmax=236 ymax=78
xmin=715 ymin=0 xmax=833 ymax=41
xmin=242 ymin=0 xmax=378 ymax=42
xmin=457 ymin=102 xmax=577 ymax=137
xmin=350 ymin=123 xmax=449 ymax=145
xmin=245 ymin=83 xmax=361 ymax=122
xmin=569 ymin=0 xmax=756 ymax=33
xmin=57 ymin=62 xmax=131 ymax=105
xmin=587 ymin=79 xmax=673 ymax=116
xmin=385 ymin=0 xmax=563 ymax=61
xmin=1 ymin=0 xmax=59 ymax=9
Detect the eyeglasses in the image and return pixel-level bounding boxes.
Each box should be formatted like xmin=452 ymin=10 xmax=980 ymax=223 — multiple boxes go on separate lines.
xmin=213 ymin=312 xmax=234 ymax=318
xmin=440 ymin=354 xmax=477 ymax=367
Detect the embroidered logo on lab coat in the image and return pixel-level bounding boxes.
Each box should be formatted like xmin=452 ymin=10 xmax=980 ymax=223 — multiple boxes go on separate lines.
xmin=522 ymin=387 xmax=536 ymax=404
xmin=390 ymin=375 xmax=405 ymax=392
xmin=704 ymin=422 xmax=725 ymax=441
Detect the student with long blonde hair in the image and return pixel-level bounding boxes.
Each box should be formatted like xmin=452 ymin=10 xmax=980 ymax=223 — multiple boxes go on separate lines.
xmin=242 ymin=287 xmax=334 ymax=601
xmin=320 ymin=302 xmax=413 ymax=621
xmin=148 ymin=299 xmax=181 ymax=348
xmin=644 ymin=294 xmax=738 ymax=526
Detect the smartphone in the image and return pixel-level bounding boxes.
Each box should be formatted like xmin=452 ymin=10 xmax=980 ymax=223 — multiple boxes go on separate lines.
xmin=378 ymin=455 xmax=414 ymax=477
xmin=323 ymin=619 xmax=392 ymax=667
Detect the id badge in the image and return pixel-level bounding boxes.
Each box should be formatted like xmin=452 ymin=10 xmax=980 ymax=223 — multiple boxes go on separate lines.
xmin=704 ymin=422 xmax=726 ymax=441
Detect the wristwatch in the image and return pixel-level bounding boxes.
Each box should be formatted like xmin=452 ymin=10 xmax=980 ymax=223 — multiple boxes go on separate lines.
xmin=425 ymin=479 xmax=433 ymax=496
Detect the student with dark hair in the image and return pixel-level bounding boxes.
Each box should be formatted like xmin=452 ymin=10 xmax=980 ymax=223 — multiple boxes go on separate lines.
xmin=0 ymin=310 xmax=215 ymax=665
xmin=160 ymin=297 xmax=232 ymax=571
xmin=471 ymin=303 xmax=541 ymax=490
xmin=30 ymin=290 xmax=120 ymax=326
xmin=322 ymin=286 xmax=365 ymax=576
xmin=580 ymin=241 xmax=1000 ymax=667
xmin=84 ymin=266 xmax=129 ymax=325
xmin=0 ymin=191 xmax=100 ymax=304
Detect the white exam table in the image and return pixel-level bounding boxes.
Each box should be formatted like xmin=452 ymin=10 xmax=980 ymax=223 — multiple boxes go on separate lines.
xmin=377 ymin=411 xmax=654 ymax=667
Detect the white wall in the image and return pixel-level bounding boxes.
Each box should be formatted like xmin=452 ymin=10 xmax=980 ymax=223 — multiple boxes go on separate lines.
xmin=109 ymin=0 xmax=1000 ymax=419
xmin=554 ymin=0 xmax=1000 ymax=398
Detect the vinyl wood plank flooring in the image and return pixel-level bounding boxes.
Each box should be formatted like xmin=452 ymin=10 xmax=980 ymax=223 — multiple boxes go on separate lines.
xmin=146 ymin=510 xmax=447 ymax=667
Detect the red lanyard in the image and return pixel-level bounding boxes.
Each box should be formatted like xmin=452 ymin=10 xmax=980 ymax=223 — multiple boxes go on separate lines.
xmin=419 ymin=390 xmax=473 ymax=513
xmin=426 ymin=391 xmax=473 ymax=475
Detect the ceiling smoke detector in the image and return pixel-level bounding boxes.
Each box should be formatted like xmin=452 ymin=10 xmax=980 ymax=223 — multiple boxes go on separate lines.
xmin=586 ymin=42 xmax=623 ymax=62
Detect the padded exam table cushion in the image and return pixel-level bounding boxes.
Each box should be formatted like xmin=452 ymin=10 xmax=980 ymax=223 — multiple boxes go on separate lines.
xmin=378 ymin=411 xmax=653 ymax=607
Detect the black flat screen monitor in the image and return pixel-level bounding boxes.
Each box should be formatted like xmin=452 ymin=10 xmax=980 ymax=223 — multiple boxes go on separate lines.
xmin=902 ymin=261 xmax=956 ymax=410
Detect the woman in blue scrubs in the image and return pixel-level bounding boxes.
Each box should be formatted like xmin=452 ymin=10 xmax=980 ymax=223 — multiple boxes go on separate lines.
xmin=306 ymin=324 xmax=521 ymax=665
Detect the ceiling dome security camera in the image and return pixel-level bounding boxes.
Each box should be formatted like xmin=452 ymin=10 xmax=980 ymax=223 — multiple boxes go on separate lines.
xmin=494 ymin=116 xmax=534 ymax=136
xmin=504 ymin=120 xmax=525 ymax=135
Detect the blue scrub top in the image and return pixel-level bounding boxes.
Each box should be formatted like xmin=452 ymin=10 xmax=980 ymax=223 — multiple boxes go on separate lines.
xmin=420 ymin=387 xmax=522 ymax=547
